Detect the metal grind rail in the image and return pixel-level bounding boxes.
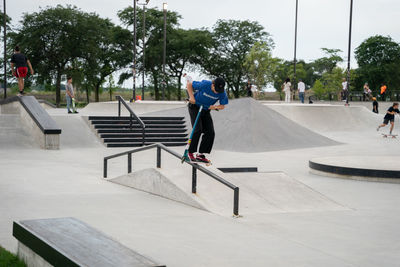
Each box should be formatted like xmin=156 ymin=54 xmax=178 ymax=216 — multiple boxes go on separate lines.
xmin=115 ymin=95 xmax=145 ymax=146
xmin=103 ymin=143 xmax=240 ymax=216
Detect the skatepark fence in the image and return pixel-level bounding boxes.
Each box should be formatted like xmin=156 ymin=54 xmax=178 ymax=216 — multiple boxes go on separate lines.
xmin=116 ymin=95 xmax=146 ymax=146
xmin=103 ymin=143 xmax=240 ymax=216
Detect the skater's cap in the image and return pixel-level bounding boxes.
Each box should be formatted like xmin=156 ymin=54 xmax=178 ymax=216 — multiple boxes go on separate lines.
xmin=214 ymin=77 xmax=225 ymax=93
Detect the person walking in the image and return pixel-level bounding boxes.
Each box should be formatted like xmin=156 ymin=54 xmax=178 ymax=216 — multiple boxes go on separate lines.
xmin=246 ymin=81 xmax=252 ymax=97
xmin=10 ymin=45 xmax=34 ymax=96
xmin=380 ymin=83 xmax=387 ymax=101
xmin=341 ymin=78 xmax=348 ymax=101
xmin=298 ymin=79 xmax=306 ymax=104
xmin=372 ymin=97 xmax=379 ymax=113
xmin=65 ymin=77 xmax=78 ymax=114
xmin=283 ymin=78 xmax=291 ymax=103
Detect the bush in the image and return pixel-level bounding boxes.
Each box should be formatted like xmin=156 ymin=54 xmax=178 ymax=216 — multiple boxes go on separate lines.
xmin=0 ymin=246 xmax=26 ymax=267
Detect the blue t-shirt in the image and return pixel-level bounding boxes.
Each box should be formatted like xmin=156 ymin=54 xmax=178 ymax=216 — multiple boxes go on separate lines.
xmin=192 ymin=80 xmax=228 ymax=109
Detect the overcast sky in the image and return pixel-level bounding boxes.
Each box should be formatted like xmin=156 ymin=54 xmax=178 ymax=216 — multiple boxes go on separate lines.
xmin=6 ymin=0 xmax=400 ymax=84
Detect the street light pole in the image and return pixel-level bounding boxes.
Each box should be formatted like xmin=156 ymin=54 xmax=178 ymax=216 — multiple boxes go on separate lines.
xmin=346 ymin=0 xmax=354 ymax=106
xmin=162 ymin=2 xmax=167 ymax=101
xmin=3 ymin=0 xmax=6 ymax=99
xmin=137 ymin=0 xmax=149 ymax=101
xmin=293 ymin=0 xmax=298 ymax=101
xmin=132 ymin=0 xmax=137 ymax=102
xmin=142 ymin=3 xmax=146 ymax=100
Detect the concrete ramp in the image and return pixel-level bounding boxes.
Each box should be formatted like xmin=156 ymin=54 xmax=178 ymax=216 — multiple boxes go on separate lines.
xmin=0 ymin=114 xmax=38 ymax=149
xmin=110 ymin=168 xmax=206 ymax=210
xmin=267 ymin=104 xmax=382 ymax=133
xmin=144 ymin=98 xmax=339 ymax=152
xmin=109 ymin=167 xmax=347 ymax=216
xmin=51 ymin=115 xmax=102 ymax=148
xmin=228 ymin=172 xmax=346 ymax=213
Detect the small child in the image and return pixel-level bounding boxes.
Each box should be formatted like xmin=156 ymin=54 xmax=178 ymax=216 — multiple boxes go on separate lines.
xmin=372 ymin=97 xmax=378 ymax=113
xmin=377 ymin=102 xmax=400 ymax=135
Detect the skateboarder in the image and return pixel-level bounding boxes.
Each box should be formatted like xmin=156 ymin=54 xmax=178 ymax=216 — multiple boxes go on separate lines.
xmin=377 ymin=102 xmax=400 ymax=135
xmin=185 ymin=74 xmax=228 ymax=163
xmin=65 ymin=77 xmax=78 ymax=114
xmin=10 ymin=46 xmax=34 ymax=96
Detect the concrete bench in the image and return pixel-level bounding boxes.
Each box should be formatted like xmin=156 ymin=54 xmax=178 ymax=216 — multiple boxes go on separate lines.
xmin=0 ymin=96 xmax=61 ymax=149
xmin=13 ymin=217 xmax=165 ymax=267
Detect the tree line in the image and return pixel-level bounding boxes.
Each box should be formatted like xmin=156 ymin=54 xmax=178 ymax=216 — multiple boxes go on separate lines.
xmin=2 ymin=5 xmax=400 ymax=106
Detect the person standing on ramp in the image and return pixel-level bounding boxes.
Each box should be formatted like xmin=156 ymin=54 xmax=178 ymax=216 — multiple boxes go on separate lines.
xmin=10 ymin=46 xmax=34 ymax=96
xmin=377 ymin=102 xmax=400 ymax=135
xmin=184 ymin=74 xmax=228 ymax=164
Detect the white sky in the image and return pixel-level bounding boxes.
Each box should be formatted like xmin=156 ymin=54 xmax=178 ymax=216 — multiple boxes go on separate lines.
xmin=5 ymin=0 xmax=400 ymax=87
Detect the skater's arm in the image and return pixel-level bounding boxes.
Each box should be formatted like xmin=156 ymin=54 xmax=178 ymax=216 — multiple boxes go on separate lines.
xmin=27 ymin=60 xmax=34 ymax=75
xmin=210 ymin=105 xmax=225 ymax=111
xmin=10 ymin=62 xmax=15 ymax=75
xmin=186 ymin=80 xmax=195 ymax=104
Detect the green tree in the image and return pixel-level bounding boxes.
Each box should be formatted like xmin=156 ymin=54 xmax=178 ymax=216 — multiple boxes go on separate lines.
xmin=271 ymin=59 xmax=291 ymax=100
xmin=322 ymin=67 xmax=345 ymax=99
xmin=355 ymin=35 xmax=400 ymax=94
xmin=243 ymin=41 xmax=277 ymax=91
xmin=201 ymin=19 xmax=274 ymax=98
xmin=118 ymin=7 xmax=181 ymax=100
xmin=167 ymin=28 xmax=212 ymax=100
xmin=311 ymin=48 xmax=343 ymax=78
xmin=311 ymin=79 xmax=325 ymax=99
xmin=81 ymin=17 xmax=132 ymax=102
xmin=11 ymin=5 xmax=92 ymax=106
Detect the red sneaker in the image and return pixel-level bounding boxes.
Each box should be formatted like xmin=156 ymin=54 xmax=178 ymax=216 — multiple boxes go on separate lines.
xmin=188 ymin=153 xmax=196 ymax=162
xmin=196 ymin=154 xmax=211 ymax=164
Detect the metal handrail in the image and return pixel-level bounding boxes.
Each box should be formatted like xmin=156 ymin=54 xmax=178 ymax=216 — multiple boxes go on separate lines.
xmin=115 ymin=95 xmax=145 ymax=146
xmin=103 ymin=143 xmax=240 ymax=216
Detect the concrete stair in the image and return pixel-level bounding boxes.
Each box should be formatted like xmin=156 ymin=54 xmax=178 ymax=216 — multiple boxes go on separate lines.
xmin=89 ymin=116 xmax=188 ymax=147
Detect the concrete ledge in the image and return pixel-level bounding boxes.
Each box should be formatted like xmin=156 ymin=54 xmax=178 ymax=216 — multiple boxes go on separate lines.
xmin=218 ymin=167 xmax=258 ymax=173
xmin=13 ymin=217 xmax=165 ymax=267
xmin=0 ymin=96 xmax=61 ymax=149
xmin=309 ymin=156 xmax=400 ymax=183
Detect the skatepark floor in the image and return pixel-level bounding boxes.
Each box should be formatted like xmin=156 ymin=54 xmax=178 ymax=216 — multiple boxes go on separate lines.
xmin=1 ymin=100 xmax=400 ymax=267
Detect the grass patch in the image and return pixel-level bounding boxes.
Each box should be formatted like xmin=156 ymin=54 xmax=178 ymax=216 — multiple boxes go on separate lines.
xmin=0 ymin=246 xmax=26 ymax=267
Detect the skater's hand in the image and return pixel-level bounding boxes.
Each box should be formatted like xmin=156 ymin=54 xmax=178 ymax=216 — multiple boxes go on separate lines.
xmin=30 ymin=70 xmax=34 ymax=75
xmin=189 ymin=97 xmax=196 ymax=104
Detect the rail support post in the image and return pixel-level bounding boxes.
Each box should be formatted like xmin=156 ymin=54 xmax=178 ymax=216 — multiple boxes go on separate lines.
xmin=233 ymin=187 xmax=239 ymax=216
xmin=103 ymin=159 xmax=108 ymax=178
xmin=128 ymin=153 xmax=132 ymax=173
xmin=192 ymin=167 xmax=197 ymax=193
xmin=118 ymin=100 xmax=121 ymax=117
xmin=156 ymin=146 xmax=161 ymax=168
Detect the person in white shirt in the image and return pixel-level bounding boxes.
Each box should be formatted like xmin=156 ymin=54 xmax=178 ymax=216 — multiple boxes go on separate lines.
xmin=282 ymin=78 xmax=291 ymax=103
xmin=341 ymin=78 xmax=348 ymax=101
xmin=298 ymin=79 xmax=306 ymax=103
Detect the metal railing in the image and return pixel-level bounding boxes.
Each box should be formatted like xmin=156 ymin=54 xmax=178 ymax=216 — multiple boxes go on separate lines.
xmin=103 ymin=143 xmax=240 ymax=216
xmin=116 ymin=95 xmax=145 ymax=146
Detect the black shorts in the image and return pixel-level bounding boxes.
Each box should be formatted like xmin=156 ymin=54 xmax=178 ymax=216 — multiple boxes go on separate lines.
xmin=383 ymin=118 xmax=394 ymax=124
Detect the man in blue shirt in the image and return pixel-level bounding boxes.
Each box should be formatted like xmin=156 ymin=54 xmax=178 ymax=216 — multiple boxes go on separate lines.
xmin=185 ymin=74 xmax=228 ymax=163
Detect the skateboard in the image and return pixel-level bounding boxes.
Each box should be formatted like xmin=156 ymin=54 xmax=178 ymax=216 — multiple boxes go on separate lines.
xmin=381 ymin=133 xmax=398 ymax=139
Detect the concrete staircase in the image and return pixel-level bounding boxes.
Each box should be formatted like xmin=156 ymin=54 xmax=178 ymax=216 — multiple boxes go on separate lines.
xmin=89 ymin=116 xmax=188 ymax=147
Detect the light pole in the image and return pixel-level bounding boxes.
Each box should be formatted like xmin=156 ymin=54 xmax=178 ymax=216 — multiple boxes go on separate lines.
xmin=345 ymin=0 xmax=354 ymax=106
xmin=293 ymin=0 xmax=298 ymax=101
xmin=137 ymin=0 xmax=149 ymax=101
xmin=3 ymin=0 xmax=6 ymax=99
xmin=162 ymin=2 xmax=167 ymax=101
xmin=131 ymin=0 xmax=137 ymax=102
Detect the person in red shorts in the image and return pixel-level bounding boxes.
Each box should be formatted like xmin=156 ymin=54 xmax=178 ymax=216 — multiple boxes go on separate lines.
xmin=10 ymin=45 xmax=34 ymax=95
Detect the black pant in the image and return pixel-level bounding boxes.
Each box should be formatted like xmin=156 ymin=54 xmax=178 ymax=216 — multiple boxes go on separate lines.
xmin=188 ymin=104 xmax=215 ymax=154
